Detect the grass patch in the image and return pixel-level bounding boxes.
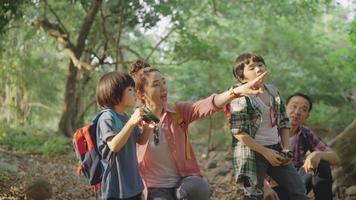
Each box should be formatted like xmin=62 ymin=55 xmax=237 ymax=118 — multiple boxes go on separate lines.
xmin=0 ymin=122 xmax=70 ymax=157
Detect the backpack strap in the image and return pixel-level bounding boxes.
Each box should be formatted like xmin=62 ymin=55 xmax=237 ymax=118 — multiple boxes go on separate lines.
xmin=92 ymin=109 xmax=123 ymax=170
xmin=169 ymin=103 xmax=191 ymax=160
xmin=169 ymin=103 xmax=185 ymax=129
xmin=91 ymin=109 xmax=123 ymax=129
xmin=264 ymin=84 xmax=279 ymax=97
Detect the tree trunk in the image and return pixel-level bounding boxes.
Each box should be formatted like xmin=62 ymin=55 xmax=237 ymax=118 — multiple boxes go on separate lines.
xmin=58 ymin=0 xmax=102 ymax=137
xmin=330 ymin=119 xmax=356 ymax=187
xmin=58 ymin=61 xmax=78 ymax=137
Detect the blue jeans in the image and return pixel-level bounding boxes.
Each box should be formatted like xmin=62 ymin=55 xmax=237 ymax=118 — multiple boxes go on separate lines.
xmin=147 ymin=176 xmax=212 ymax=200
xmin=244 ymin=144 xmax=307 ymax=200
xmin=273 ymin=160 xmax=333 ymax=200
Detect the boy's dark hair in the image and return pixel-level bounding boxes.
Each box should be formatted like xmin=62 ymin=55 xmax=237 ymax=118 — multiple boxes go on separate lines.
xmin=96 ymin=71 xmax=135 ymax=108
xmin=286 ymin=92 xmax=313 ymax=112
xmin=232 ymin=53 xmax=266 ymax=82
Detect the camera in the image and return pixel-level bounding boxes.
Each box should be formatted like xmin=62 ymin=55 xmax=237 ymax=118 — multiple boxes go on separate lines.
xmin=142 ymin=107 xmax=160 ymax=124
xmin=277 ymin=150 xmax=293 ymax=163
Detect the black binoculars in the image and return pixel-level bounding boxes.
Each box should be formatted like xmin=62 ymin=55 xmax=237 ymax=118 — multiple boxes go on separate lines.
xmin=277 ymin=150 xmax=294 ymax=162
xmin=142 ymin=107 xmax=160 ymax=124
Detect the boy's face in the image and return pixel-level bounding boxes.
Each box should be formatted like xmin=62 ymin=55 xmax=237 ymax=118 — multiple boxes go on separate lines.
xmin=286 ymin=96 xmax=310 ymax=127
xmin=240 ymin=61 xmax=266 ymax=83
xmin=121 ymin=86 xmax=137 ymax=108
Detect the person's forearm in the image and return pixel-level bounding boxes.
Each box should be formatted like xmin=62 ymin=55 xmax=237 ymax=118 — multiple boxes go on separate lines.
xmin=280 ymin=128 xmax=290 ymax=150
xmin=107 ymin=122 xmax=135 ymax=152
xmin=214 ymin=90 xmax=238 ymax=109
xmin=137 ymin=126 xmax=152 ymax=145
xmin=317 ymin=150 xmax=341 ymax=165
xmin=234 ymin=132 xmax=266 ymax=155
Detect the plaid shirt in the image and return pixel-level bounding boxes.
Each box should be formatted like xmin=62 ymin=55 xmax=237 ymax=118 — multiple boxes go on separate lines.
xmin=228 ymin=84 xmax=290 ymax=185
xmin=290 ymin=125 xmax=330 ymax=169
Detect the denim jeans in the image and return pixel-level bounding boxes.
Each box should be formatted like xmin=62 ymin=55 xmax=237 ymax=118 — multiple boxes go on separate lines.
xmin=274 ymin=160 xmax=333 ymax=200
xmin=243 ymin=144 xmax=307 ymax=200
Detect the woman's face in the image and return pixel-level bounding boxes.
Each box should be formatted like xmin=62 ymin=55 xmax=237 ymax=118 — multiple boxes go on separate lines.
xmin=142 ymin=71 xmax=168 ymax=107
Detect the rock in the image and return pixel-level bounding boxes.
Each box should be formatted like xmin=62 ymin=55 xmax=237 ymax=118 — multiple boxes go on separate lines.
xmin=346 ymin=186 xmax=356 ymax=196
xmin=207 ymin=166 xmax=231 ymax=177
xmin=207 ymin=160 xmax=218 ymax=169
xmin=25 ymin=178 xmax=52 ymax=200
xmin=0 ymin=156 xmax=19 ymax=172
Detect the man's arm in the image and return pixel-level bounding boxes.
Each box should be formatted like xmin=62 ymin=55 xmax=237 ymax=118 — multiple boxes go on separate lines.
xmin=303 ymin=131 xmax=341 ymax=172
xmin=303 ymin=149 xmax=340 ymax=172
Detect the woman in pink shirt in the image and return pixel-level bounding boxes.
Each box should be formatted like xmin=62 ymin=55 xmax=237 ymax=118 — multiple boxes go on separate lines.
xmin=129 ymin=60 xmax=266 ymax=200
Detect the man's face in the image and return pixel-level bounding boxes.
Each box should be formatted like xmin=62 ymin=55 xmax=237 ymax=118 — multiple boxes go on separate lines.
xmin=286 ymin=96 xmax=310 ymax=127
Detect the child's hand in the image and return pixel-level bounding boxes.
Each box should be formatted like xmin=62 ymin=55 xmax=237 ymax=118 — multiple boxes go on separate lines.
xmin=262 ymin=147 xmax=283 ymax=166
xmin=141 ymin=120 xmax=156 ymax=130
xmin=234 ymin=72 xmax=267 ymax=96
xmin=128 ymin=108 xmax=143 ymax=126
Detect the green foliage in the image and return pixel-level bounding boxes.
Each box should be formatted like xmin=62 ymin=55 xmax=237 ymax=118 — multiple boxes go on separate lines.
xmin=0 ymin=170 xmax=10 ymax=183
xmin=0 ymin=122 xmax=70 ymax=157
xmin=0 ymin=0 xmax=24 ymax=37
xmin=0 ymin=0 xmax=354 ymax=151
xmin=308 ymin=101 xmax=355 ymax=138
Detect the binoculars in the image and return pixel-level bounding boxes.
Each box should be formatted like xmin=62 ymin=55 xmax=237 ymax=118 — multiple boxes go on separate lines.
xmin=142 ymin=107 xmax=160 ymax=124
xmin=277 ymin=150 xmax=294 ymax=163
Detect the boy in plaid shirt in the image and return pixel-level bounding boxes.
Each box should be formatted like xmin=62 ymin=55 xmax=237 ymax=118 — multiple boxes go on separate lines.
xmin=226 ymin=53 xmax=306 ymax=200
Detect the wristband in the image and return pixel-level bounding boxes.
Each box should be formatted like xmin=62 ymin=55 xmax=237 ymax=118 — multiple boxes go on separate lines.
xmin=229 ymin=87 xmax=241 ymax=98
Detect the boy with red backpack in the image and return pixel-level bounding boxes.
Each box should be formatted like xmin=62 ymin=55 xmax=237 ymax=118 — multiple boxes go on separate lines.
xmin=93 ymin=71 xmax=154 ymax=200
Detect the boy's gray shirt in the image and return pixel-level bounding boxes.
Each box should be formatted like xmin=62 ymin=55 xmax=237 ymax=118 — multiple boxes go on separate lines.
xmin=96 ymin=111 xmax=143 ymax=199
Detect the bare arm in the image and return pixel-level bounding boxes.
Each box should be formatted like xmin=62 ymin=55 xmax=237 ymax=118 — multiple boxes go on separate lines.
xmin=279 ymin=128 xmax=290 ymax=150
xmin=137 ymin=123 xmax=155 ymax=145
xmin=214 ymin=72 xmax=266 ymax=108
xmin=234 ymin=132 xmax=283 ymax=166
xmin=107 ymin=109 xmax=142 ymax=153
xmin=303 ymin=149 xmax=341 ymax=172
xmin=317 ymin=150 xmax=341 ymax=165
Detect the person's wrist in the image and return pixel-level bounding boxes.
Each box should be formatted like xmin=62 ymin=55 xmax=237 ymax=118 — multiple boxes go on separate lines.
xmin=229 ymin=87 xmax=241 ymax=98
xmin=127 ymin=118 xmax=138 ymax=127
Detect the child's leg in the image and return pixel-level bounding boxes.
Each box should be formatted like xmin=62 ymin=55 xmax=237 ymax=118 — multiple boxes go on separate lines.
xmin=268 ymin=164 xmax=307 ymax=200
xmin=175 ymin=176 xmax=212 ymax=200
xmin=242 ymin=152 xmax=269 ymax=200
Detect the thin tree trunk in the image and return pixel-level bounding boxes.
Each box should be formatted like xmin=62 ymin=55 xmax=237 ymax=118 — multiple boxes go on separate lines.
xmin=58 ymin=61 xmax=78 ymax=137
xmin=58 ymin=0 xmax=102 ymax=137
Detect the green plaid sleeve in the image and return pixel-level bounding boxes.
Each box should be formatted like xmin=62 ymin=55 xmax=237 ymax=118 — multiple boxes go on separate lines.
xmin=229 ymin=97 xmax=251 ymax=135
xmin=278 ymin=95 xmax=291 ymax=129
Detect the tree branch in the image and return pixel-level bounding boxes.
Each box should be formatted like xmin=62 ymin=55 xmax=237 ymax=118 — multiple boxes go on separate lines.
xmin=76 ymin=0 xmax=102 ymax=55
xmin=32 ymin=0 xmax=102 ymax=70
xmin=120 ymin=45 xmax=142 ymax=58
xmin=146 ymin=27 xmax=176 ymax=60
xmin=46 ymin=0 xmax=69 ymax=35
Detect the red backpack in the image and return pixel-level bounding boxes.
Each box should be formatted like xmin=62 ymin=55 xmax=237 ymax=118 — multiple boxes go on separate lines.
xmin=73 ymin=109 xmax=121 ymax=192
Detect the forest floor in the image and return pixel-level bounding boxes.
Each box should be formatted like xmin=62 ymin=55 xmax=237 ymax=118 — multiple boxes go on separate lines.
xmin=0 ymin=141 xmax=353 ymax=200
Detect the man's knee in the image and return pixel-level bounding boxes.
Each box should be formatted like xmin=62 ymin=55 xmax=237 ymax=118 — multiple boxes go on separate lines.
xmin=176 ymin=176 xmax=212 ymax=200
